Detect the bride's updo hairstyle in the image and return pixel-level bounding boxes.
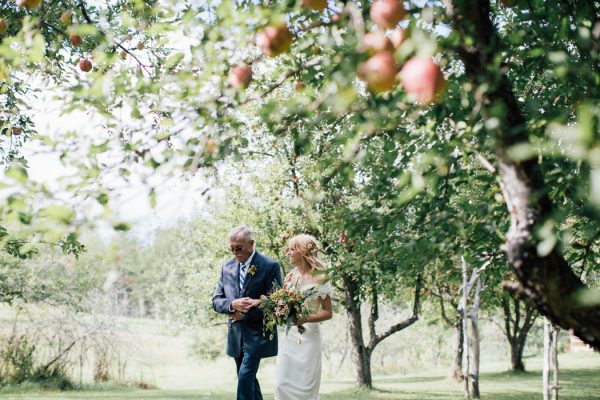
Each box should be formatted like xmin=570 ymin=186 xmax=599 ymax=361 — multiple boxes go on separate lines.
xmin=288 ymin=234 xmax=325 ymax=272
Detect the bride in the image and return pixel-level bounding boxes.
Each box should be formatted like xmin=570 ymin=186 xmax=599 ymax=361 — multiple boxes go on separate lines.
xmin=275 ymin=234 xmax=333 ymax=400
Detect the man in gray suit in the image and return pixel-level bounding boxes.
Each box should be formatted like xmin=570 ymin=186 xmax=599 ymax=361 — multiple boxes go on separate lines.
xmin=212 ymin=225 xmax=282 ymax=400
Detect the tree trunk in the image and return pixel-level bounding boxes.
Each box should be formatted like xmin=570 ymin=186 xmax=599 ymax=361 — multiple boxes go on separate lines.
xmin=450 ymin=315 xmax=464 ymax=382
xmin=461 ymin=257 xmax=471 ymax=400
xmin=342 ymin=273 xmax=372 ymax=388
xmin=342 ymin=272 xmax=421 ymax=388
xmin=502 ymin=295 xmax=538 ymax=372
xmin=446 ymin=0 xmax=600 ymax=351
xmin=470 ymin=277 xmax=482 ymax=400
xmin=550 ymin=326 xmax=559 ymax=400
xmin=543 ymin=317 xmax=561 ymax=400
xmin=543 ymin=318 xmax=550 ymax=400
xmin=510 ymin=340 xmax=525 ymax=371
xmin=355 ymin=346 xmax=373 ymax=388
xmin=433 ymin=279 xmax=463 ymax=381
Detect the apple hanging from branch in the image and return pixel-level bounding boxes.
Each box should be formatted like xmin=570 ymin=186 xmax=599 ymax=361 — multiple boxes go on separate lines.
xmin=60 ymin=11 xmax=72 ymax=25
xmin=256 ymin=25 xmax=293 ymax=57
xmin=370 ymin=0 xmax=405 ymax=30
xmin=229 ymin=64 xmax=253 ymax=89
xmin=68 ymin=34 xmax=83 ymax=47
xmin=358 ymin=51 xmax=399 ymax=93
xmin=399 ymin=56 xmax=446 ymax=104
xmin=360 ymin=31 xmax=394 ymax=55
xmin=78 ymin=59 xmax=93 ymax=72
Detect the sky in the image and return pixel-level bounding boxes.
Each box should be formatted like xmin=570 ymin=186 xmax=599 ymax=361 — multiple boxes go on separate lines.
xmin=23 ymin=87 xmax=214 ymax=242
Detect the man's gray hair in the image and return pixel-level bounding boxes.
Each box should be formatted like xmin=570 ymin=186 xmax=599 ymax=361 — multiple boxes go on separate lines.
xmin=229 ymin=225 xmax=254 ymax=243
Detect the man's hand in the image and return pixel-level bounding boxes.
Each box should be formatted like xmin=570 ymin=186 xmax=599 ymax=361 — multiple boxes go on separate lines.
xmin=248 ymin=298 xmax=261 ymax=308
xmin=230 ymin=310 xmax=243 ymax=322
xmin=231 ymin=297 xmax=257 ymax=313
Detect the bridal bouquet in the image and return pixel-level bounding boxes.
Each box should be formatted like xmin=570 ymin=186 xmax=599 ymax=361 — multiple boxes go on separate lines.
xmin=260 ymin=286 xmax=316 ymax=339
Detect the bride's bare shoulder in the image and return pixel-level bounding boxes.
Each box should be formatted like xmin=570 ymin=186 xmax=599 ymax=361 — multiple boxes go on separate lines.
xmin=313 ymin=271 xmax=329 ymax=285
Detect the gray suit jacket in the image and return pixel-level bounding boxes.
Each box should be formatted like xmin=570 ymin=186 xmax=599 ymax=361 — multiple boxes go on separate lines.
xmin=212 ymin=251 xmax=282 ymax=358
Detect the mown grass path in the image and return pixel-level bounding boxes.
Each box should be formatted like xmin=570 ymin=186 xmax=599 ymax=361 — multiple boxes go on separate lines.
xmin=1 ymin=353 xmax=599 ymax=399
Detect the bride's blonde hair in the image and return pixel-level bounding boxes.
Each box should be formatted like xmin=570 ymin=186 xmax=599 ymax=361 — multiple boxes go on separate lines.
xmin=288 ymin=234 xmax=325 ymax=272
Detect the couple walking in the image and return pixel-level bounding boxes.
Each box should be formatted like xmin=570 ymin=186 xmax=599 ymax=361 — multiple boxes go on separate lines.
xmin=212 ymin=225 xmax=333 ymax=400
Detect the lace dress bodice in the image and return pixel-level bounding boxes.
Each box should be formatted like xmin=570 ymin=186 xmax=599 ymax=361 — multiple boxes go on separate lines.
xmin=285 ymin=269 xmax=332 ymax=314
xmin=297 ymin=282 xmax=332 ymax=314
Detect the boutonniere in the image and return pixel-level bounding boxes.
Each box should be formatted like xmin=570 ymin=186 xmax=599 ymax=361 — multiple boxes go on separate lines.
xmin=247 ymin=264 xmax=257 ymax=276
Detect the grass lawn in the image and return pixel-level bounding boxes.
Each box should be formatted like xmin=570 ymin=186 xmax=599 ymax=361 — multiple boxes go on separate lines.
xmin=0 ymin=352 xmax=598 ymax=399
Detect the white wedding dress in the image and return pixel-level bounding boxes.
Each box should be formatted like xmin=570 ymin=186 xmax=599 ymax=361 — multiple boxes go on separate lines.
xmin=274 ymin=281 xmax=332 ymax=400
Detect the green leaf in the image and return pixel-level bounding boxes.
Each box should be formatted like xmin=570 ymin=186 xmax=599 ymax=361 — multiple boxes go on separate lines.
xmin=6 ymin=165 xmax=28 ymax=183
xmin=40 ymin=205 xmax=76 ymax=224
xmin=113 ymin=223 xmax=131 ymax=231
xmin=149 ymin=188 xmax=156 ymax=208
xmin=68 ymin=24 xmax=99 ymax=36
xmin=96 ymin=193 xmax=109 ymax=205
xmin=30 ymin=33 xmax=45 ymax=63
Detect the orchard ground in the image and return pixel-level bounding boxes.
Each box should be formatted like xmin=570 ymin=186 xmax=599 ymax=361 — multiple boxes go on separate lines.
xmin=0 ymin=353 xmax=598 ymax=399
xmin=0 ymin=306 xmax=599 ymax=399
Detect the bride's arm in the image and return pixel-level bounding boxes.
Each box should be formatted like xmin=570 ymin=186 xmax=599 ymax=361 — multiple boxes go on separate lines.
xmin=298 ymin=295 xmax=333 ymax=324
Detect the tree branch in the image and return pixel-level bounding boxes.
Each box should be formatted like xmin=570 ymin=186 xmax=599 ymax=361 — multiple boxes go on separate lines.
xmin=368 ymin=274 xmax=421 ymax=351
xmin=447 ymin=0 xmax=600 ymax=350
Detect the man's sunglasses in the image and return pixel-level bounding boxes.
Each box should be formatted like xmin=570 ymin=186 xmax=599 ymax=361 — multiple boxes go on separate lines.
xmin=230 ymin=245 xmax=244 ymax=253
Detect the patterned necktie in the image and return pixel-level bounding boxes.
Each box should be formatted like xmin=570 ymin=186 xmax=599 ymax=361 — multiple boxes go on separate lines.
xmin=239 ymin=263 xmax=247 ymax=291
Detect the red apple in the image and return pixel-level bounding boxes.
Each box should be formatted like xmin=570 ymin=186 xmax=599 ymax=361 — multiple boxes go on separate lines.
xmin=400 ymin=56 xmax=446 ymax=104
xmin=68 ymin=34 xmax=83 ymax=47
xmin=60 ymin=11 xmax=72 ymax=25
xmin=302 ymin=0 xmax=327 ymax=11
xmin=12 ymin=127 xmax=22 ymax=135
xmin=339 ymin=233 xmax=349 ymax=243
xmin=370 ymin=0 xmax=405 ymax=30
xmin=358 ymin=51 xmax=398 ymax=93
xmin=0 ymin=19 xmax=7 ymax=34
xmin=256 ymin=25 xmax=293 ymax=57
xmin=228 ymin=64 xmax=253 ymax=89
xmin=332 ymin=13 xmax=342 ymax=22
xmin=294 ymin=81 xmax=305 ymax=91
xmin=389 ymin=28 xmax=406 ymax=48
xmin=79 ymin=58 xmax=93 ymax=72
xmin=360 ymin=31 xmax=394 ymax=54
